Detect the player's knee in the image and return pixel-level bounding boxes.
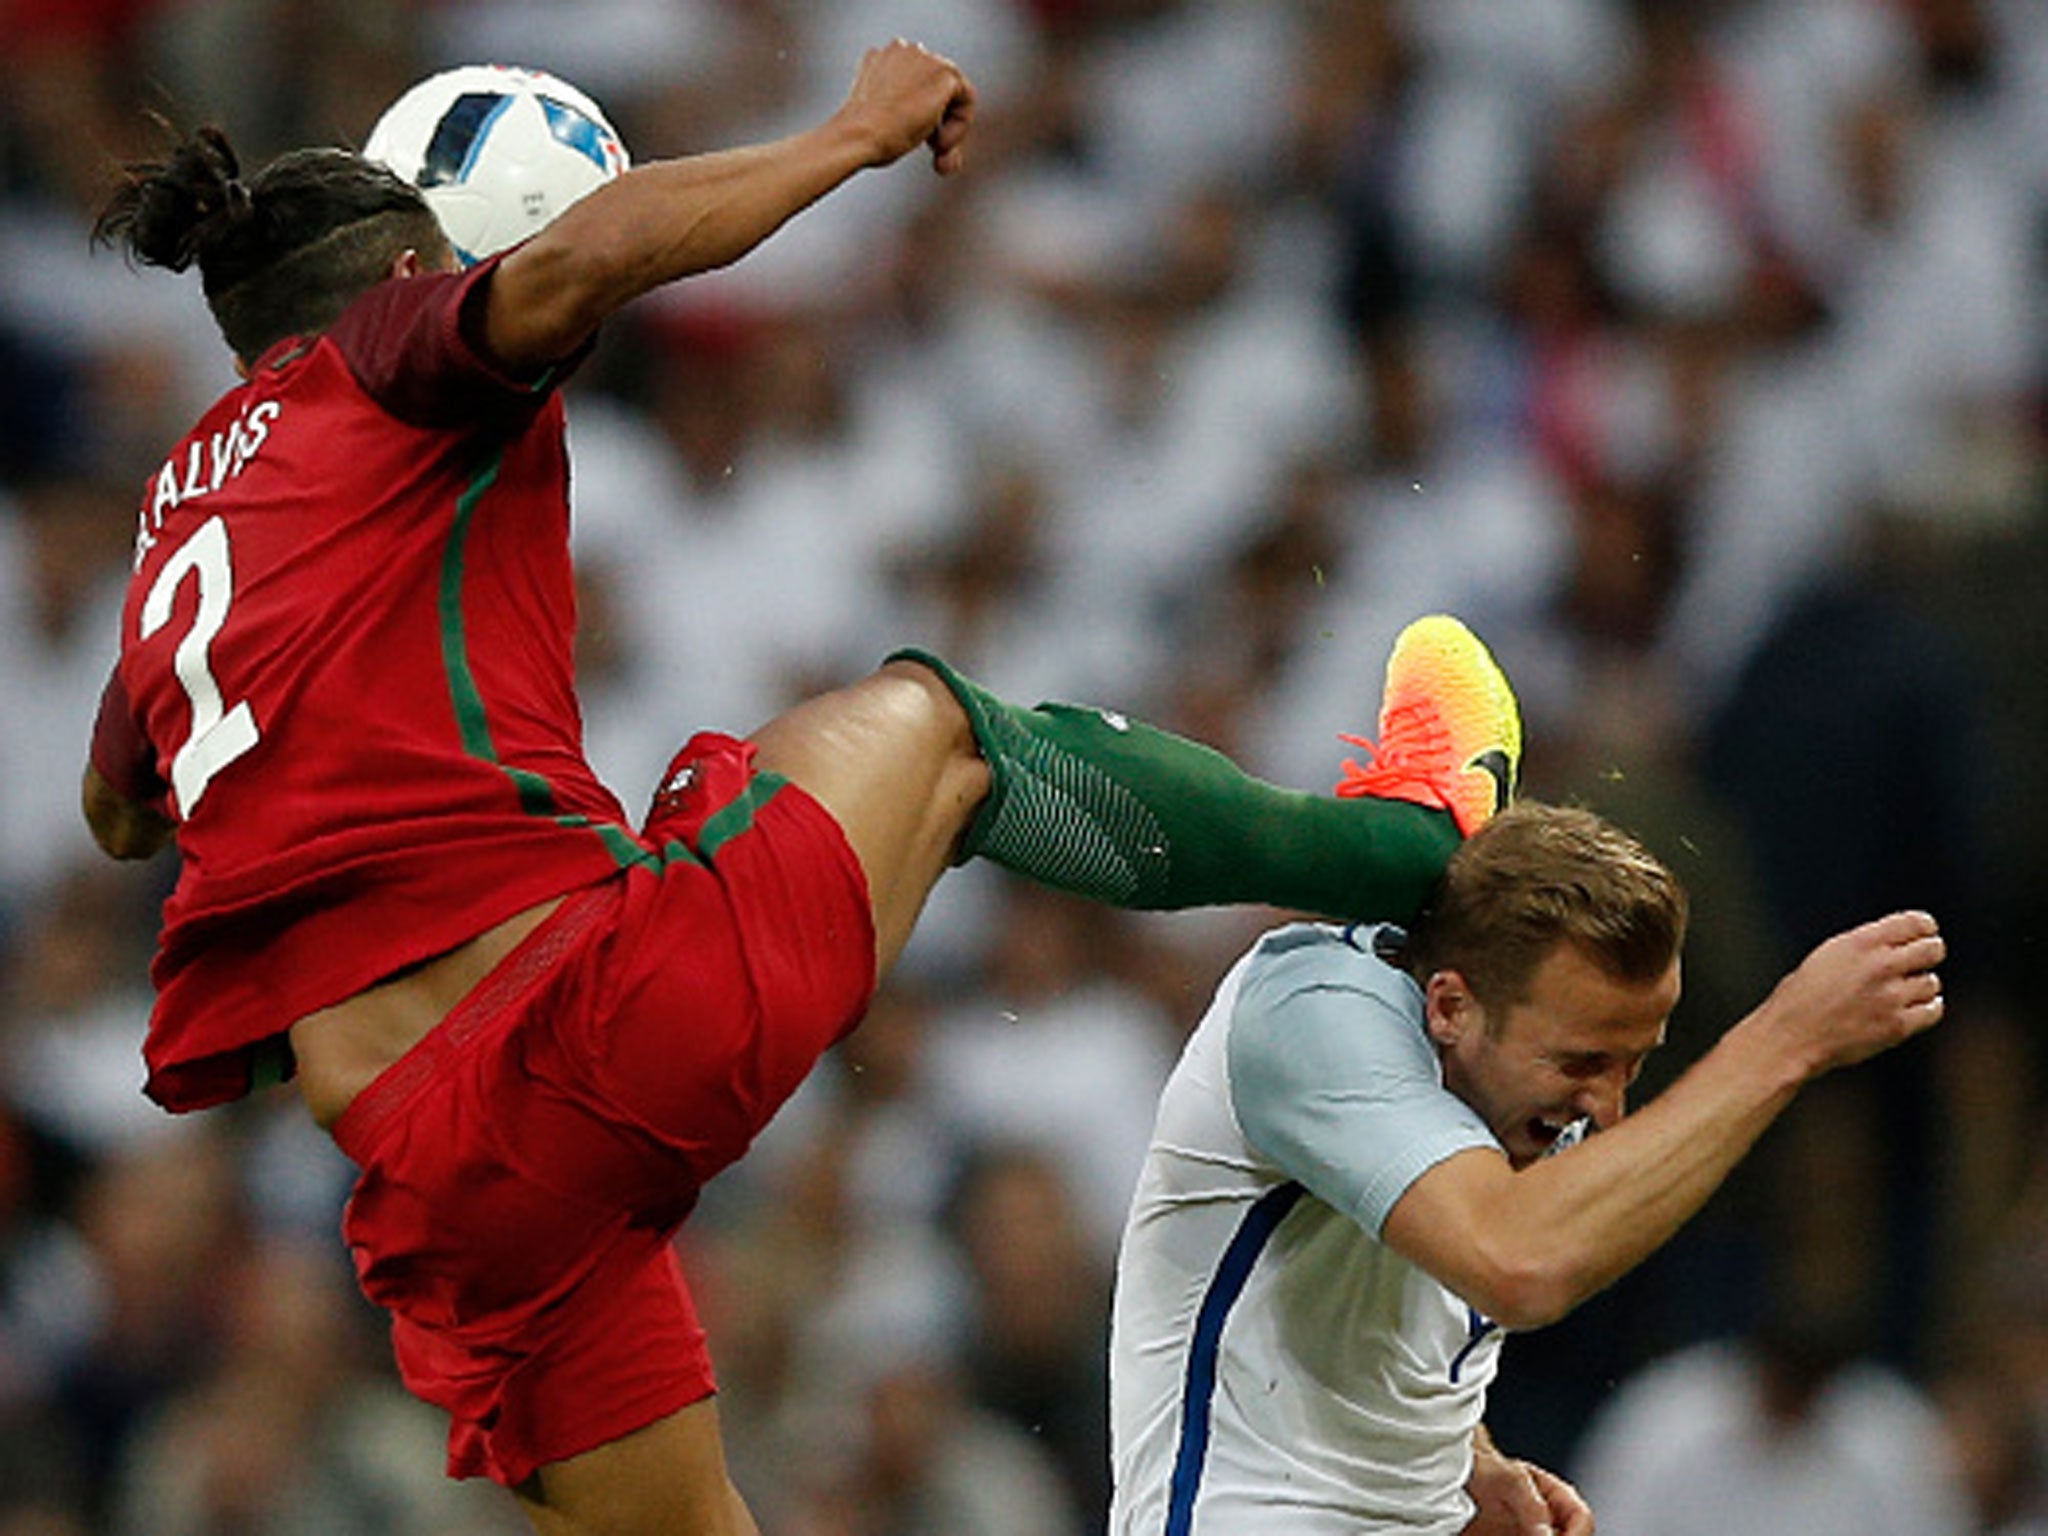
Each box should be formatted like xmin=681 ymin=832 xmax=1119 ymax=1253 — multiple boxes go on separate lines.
xmin=877 ymin=653 xmax=982 ymax=766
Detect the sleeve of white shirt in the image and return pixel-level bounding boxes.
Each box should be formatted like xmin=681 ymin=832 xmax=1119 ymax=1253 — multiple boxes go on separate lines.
xmin=1227 ymin=927 xmax=1499 ymax=1237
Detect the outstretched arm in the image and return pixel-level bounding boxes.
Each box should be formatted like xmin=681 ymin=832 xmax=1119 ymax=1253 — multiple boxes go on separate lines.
xmin=1384 ymin=911 xmax=1945 ymax=1329
xmin=483 ymin=40 xmax=974 ymax=372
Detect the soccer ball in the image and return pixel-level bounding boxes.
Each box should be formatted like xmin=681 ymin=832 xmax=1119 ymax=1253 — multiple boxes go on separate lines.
xmin=364 ymin=64 xmax=630 ymax=263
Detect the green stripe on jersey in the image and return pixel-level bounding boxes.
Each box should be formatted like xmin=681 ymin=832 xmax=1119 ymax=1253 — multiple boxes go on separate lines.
xmin=438 ymin=450 xmax=646 ymax=870
xmin=439 ymin=452 xmax=543 ymax=793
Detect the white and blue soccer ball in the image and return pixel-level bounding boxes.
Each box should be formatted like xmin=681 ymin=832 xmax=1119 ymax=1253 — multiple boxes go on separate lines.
xmin=364 ymin=64 xmax=630 ymax=264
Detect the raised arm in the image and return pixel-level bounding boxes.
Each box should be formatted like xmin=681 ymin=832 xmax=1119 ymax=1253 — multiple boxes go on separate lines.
xmin=482 ymin=40 xmax=974 ymax=373
xmin=1383 ymin=910 xmax=1945 ymax=1329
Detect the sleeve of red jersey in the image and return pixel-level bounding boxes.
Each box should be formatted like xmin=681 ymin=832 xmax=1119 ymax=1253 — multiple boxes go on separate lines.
xmin=90 ymin=665 xmax=171 ymax=813
xmin=329 ymin=257 xmax=594 ymax=430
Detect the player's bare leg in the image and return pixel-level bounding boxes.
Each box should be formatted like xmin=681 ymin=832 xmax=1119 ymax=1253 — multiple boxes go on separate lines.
xmin=512 ymin=1397 xmax=760 ymax=1536
xmin=750 ymin=657 xmax=989 ymax=977
xmin=758 ymin=629 xmax=1518 ymax=982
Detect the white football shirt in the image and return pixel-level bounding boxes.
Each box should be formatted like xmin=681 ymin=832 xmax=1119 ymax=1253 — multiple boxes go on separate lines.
xmin=1109 ymin=923 xmax=1507 ymax=1535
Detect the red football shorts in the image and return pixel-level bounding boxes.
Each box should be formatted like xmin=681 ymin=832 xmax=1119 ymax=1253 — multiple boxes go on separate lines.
xmin=333 ymin=732 xmax=875 ymax=1486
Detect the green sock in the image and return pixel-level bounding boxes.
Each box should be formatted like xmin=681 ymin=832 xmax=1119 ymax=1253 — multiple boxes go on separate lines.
xmin=892 ymin=648 xmax=1458 ymax=922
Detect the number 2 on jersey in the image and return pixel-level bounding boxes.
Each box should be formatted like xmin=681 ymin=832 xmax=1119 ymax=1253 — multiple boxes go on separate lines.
xmin=140 ymin=514 xmax=260 ymax=814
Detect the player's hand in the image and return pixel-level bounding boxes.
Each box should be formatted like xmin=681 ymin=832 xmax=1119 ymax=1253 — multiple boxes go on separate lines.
xmin=82 ymin=762 xmax=175 ymax=861
xmin=1464 ymin=1443 xmax=1594 ymax=1536
xmin=1753 ymin=910 xmax=1946 ymax=1077
xmin=841 ymin=40 xmax=977 ymax=174
xmin=1528 ymin=1463 xmax=1594 ymax=1536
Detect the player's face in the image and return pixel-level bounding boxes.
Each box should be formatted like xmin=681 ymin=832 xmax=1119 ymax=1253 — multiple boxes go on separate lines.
xmin=1430 ymin=940 xmax=1680 ymax=1168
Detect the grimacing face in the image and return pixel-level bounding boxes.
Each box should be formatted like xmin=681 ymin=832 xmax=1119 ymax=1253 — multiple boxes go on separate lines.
xmin=1424 ymin=940 xmax=1681 ymax=1169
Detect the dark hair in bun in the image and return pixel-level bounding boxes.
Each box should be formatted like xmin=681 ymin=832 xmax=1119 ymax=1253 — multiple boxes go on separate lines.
xmin=95 ymin=121 xmax=453 ymax=361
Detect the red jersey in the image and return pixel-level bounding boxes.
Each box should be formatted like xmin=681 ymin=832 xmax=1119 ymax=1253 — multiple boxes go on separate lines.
xmin=93 ymin=258 xmax=644 ymax=1111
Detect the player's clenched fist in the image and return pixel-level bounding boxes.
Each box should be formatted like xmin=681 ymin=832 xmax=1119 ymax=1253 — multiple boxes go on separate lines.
xmin=840 ymin=40 xmax=977 ymax=174
xmin=1753 ymin=909 xmax=1945 ymax=1076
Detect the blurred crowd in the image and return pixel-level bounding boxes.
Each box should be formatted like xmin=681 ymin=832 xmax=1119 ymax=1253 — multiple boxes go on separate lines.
xmin=2 ymin=0 xmax=2047 ymax=1532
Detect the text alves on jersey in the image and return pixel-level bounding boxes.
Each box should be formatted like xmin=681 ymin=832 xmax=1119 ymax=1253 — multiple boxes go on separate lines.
xmin=134 ymin=398 xmax=282 ymax=567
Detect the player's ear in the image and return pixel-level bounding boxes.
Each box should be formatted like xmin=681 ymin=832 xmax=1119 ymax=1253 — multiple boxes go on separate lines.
xmin=1423 ymin=970 xmax=1477 ymax=1048
xmin=388 ymin=247 xmax=423 ymax=279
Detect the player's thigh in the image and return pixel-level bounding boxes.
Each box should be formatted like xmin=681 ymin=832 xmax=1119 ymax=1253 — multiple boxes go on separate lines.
xmin=514 ymin=1397 xmax=760 ymax=1536
xmin=749 ymin=658 xmax=988 ymax=964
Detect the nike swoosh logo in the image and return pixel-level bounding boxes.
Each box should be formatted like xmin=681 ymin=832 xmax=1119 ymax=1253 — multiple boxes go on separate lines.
xmin=1467 ymin=748 xmax=1516 ymax=807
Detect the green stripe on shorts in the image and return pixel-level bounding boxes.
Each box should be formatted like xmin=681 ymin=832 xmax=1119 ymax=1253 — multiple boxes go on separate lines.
xmin=694 ymin=772 xmax=789 ymax=861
